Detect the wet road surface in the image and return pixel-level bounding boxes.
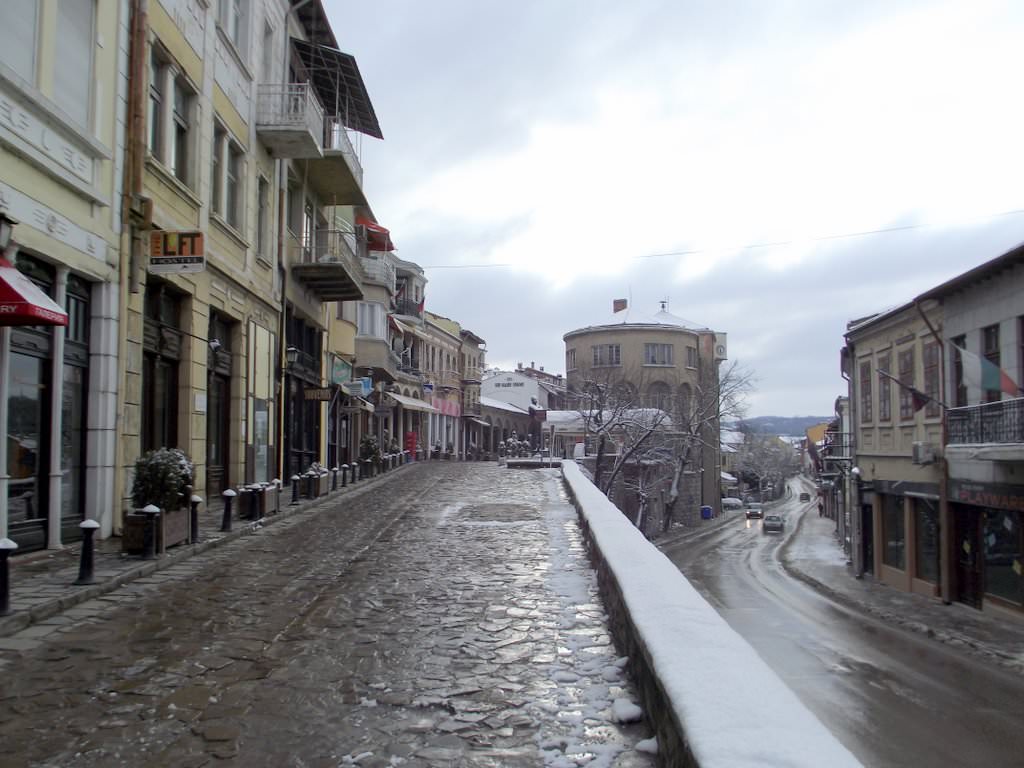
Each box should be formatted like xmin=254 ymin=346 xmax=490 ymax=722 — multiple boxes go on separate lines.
xmin=0 ymin=464 xmax=655 ymax=767
xmin=660 ymin=485 xmax=1024 ymax=768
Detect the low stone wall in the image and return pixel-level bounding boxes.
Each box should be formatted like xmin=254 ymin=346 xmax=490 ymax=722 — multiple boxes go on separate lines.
xmin=560 ymin=460 xmax=862 ymax=768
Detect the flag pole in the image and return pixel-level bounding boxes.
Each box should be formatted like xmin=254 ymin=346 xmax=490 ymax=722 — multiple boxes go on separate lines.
xmin=876 ymin=368 xmax=948 ymax=410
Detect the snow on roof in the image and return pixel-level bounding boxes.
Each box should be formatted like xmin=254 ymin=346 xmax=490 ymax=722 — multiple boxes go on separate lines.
xmin=567 ymin=304 xmax=712 ymax=336
xmin=479 ymin=395 xmax=528 ymax=414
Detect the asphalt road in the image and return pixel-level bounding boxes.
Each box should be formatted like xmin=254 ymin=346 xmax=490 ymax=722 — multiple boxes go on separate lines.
xmin=660 ymin=486 xmax=1024 ymax=768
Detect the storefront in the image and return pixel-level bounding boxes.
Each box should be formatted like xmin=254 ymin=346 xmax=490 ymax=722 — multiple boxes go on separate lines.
xmin=949 ymin=479 xmax=1024 ymax=613
xmin=284 ymin=309 xmax=323 ymax=481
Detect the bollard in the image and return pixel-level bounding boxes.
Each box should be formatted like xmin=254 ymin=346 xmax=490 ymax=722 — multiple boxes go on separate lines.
xmin=247 ymin=485 xmax=260 ymax=519
xmin=290 ymin=475 xmax=301 ymax=505
xmin=331 ymin=466 xmax=339 ymax=491
xmin=364 ymin=458 xmax=373 ymax=479
xmin=340 ymin=464 xmax=348 ymax=487
xmin=0 ymin=538 xmax=18 ymax=616
xmin=74 ymin=519 xmax=101 ymax=585
xmin=273 ymin=479 xmax=281 ymax=514
xmin=221 ymin=489 xmax=236 ymax=532
xmin=351 ymin=462 xmax=358 ymax=484
xmin=189 ymin=495 xmax=203 ymax=544
xmin=141 ymin=504 xmax=160 ymax=559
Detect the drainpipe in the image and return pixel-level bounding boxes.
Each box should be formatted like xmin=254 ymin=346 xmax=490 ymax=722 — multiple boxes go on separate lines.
xmin=915 ymin=298 xmax=952 ymax=604
xmin=841 ymin=341 xmax=863 ymax=578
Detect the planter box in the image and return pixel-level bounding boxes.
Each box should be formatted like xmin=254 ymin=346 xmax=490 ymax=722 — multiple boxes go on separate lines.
xmin=121 ymin=507 xmax=189 ymax=554
xmin=318 ymin=473 xmax=330 ymax=495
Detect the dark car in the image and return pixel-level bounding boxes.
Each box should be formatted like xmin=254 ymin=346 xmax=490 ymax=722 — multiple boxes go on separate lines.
xmin=745 ymin=502 xmax=763 ymax=519
xmin=799 ymin=492 xmax=810 ymax=502
xmin=762 ymin=514 xmax=784 ymax=533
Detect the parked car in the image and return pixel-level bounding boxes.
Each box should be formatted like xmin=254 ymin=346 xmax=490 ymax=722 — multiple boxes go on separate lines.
xmin=762 ymin=514 xmax=784 ymax=533
xmin=721 ymin=497 xmax=743 ymax=510
xmin=799 ymin=492 xmax=810 ymax=502
xmin=745 ymin=502 xmax=763 ymax=519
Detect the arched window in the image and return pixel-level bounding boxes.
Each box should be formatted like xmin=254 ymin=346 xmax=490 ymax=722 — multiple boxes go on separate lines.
xmin=647 ymin=381 xmax=671 ymax=411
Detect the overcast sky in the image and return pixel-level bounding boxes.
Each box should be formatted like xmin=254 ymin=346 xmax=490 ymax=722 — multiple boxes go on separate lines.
xmin=326 ymin=0 xmax=1024 ymax=418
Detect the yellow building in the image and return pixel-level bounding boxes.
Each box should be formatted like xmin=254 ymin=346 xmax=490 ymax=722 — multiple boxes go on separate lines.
xmin=0 ymin=0 xmax=124 ymax=550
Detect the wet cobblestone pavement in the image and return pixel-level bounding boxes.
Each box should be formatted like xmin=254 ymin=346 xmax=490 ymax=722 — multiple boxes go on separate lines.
xmin=0 ymin=464 xmax=656 ymax=767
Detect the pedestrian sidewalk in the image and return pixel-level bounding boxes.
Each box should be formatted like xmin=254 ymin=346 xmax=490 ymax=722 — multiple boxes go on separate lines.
xmin=782 ymin=505 xmax=1024 ymax=676
xmin=0 ymin=464 xmax=407 ymax=640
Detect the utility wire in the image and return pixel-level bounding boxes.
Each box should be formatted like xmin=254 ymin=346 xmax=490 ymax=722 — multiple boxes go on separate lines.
xmin=420 ymin=206 xmax=1024 ymax=270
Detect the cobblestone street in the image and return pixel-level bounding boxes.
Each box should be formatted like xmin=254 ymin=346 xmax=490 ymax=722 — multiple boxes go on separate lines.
xmin=0 ymin=464 xmax=655 ymax=767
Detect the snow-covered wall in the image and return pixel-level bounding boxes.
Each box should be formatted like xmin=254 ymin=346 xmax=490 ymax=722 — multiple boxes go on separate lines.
xmin=561 ymin=460 xmax=862 ymax=768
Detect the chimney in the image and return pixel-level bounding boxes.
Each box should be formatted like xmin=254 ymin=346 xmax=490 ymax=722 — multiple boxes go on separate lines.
xmin=530 ymin=361 xmax=535 ymax=369
xmin=540 ymin=366 xmax=544 ymax=372
xmin=517 ymin=362 xmax=523 ymax=370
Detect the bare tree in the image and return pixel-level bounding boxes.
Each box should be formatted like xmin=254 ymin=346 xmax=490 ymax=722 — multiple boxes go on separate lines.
xmin=735 ymin=432 xmax=799 ymax=501
xmin=660 ymin=360 xmax=755 ymax=532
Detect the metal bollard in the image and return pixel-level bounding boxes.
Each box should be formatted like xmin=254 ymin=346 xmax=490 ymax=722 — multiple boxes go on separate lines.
xmin=0 ymin=538 xmax=18 ymax=616
xmin=273 ymin=479 xmax=281 ymax=514
xmin=141 ymin=504 xmax=160 ymax=559
xmin=190 ymin=495 xmax=203 ymax=544
xmin=351 ymin=462 xmax=358 ymax=483
xmin=340 ymin=464 xmax=348 ymax=487
xmin=290 ymin=475 xmax=301 ymax=505
xmin=221 ymin=489 xmax=236 ymax=532
xmin=364 ymin=458 xmax=373 ymax=478
xmin=74 ymin=519 xmax=101 ymax=585
xmin=331 ymin=466 xmax=339 ymax=491
xmin=247 ymin=485 xmax=260 ymax=519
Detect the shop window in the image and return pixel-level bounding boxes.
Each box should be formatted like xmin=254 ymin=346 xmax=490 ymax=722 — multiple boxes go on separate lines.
xmin=984 ymin=510 xmax=1022 ymax=606
xmin=914 ymin=499 xmax=940 ymax=584
xmin=882 ymin=494 xmax=905 ymax=570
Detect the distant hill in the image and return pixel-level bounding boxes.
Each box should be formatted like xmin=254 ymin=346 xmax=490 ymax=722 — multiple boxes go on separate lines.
xmin=738 ymin=416 xmax=831 ymax=436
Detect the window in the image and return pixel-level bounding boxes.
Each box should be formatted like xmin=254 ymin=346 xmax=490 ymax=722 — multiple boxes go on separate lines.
xmin=356 ymin=302 xmax=385 ymax=338
xmin=686 ymin=346 xmax=698 ymax=368
xmin=170 ymin=77 xmax=191 ymax=183
xmin=877 ymin=353 xmax=891 ymax=422
xmin=0 ymin=0 xmax=39 ymax=84
xmin=923 ymin=341 xmax=941 ymax=417
xmin=218 ymin=0 xmax=245 ymax=51
xmin=211 ymin=125 xmax=224 ymax=213
xmin=148 ymin=53 xmax=165 ymax=157
xmin=592 ymin=344 xmax=620 ymax=367
xmin=898 ymin=348 xmax=915 ymax=420
xmin=211 ymin=122 xmax=245 ymax=230
xmin=225 ymin=142 xmax=243 ymax=229
xmin=983 ymin=324 xmax=1000 ymax=403
xmin=148 ymin=46 xmax=197 ymax=188
xmin=142 ymin=283 xmax=182 ymax=452
xmin=55 ymin=0 xmax=94 ymax=128
xmin=256 ymin=176 xmax=269 ymax=260
xmin=261 ymin=21 xmax=276 ymax=83
xmin=859 ymin=360 xmax=872 ymax=423
xmin=882 ymin=494 xmax=905 ymax=570
xmin=644 ymin=343 xmax=673 ymax=366
xmin=566 ymin=348 xmax=576 ymax=371
xmin=951 ymin=334 xmax=967 ymax=407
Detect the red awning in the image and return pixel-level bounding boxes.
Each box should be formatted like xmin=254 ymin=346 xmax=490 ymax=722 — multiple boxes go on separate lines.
xmin=355 ymin=215 xmax=395 ymax=252
xmin=0 ymin=260 xmax=69 ymax=326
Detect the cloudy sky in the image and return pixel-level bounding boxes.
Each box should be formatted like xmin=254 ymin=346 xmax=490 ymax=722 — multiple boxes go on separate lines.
xmin=326 ymin=0 xmax=1024 ymax=417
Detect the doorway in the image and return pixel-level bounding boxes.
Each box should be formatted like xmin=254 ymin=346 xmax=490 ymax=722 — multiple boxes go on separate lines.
xmin=206 ymin=315 xmax=232 ymax=496
xmin=954 ymin=506 xmax=983 ymax=609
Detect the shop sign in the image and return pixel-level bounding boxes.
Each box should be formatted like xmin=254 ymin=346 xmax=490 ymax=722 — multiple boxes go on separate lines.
xmin=303 ymin=387 xmax=332 ymax=401
xmin=149 ymin=230 xmax=205 ymax=274
xmin=358 ymin=376 xmax=373 ymax=396
xmin=330 ymin=355 xmax=352 ymax=385
xmin=950 ymin=479 xmax=1024 ymax=511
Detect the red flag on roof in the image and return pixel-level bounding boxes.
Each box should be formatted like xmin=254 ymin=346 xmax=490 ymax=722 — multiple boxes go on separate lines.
xmin=355 ymin=215 xmax=395 ymax=251
xmin=613 ymin=298 xmax=627 ymax=313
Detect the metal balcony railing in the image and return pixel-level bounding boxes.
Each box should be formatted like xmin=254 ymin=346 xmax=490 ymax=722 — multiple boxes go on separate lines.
xmin=324 ymin=116 xmax=364 ymax=187
xmin=360 ymin=253 xmax=395 ymax=289
xmin=288 ymin=229 xmax=359 ymax=266
xmin=394 ymin=297 xmax=422 ymax=318
xmin=947 ymin=398 xmax=1024 ymax=444
xmin=256 ymin=83 xmax=324 ymax=144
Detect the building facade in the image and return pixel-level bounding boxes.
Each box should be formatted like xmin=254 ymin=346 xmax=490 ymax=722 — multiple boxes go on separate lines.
xmin=0 ymin=0 xmax=124 ymax=550
xmin=562 ymin=304 xmax=726 ymax=520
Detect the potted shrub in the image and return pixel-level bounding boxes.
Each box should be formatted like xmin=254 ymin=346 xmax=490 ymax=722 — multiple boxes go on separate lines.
xmin=125 ymin=448 xmax=194 ymax=552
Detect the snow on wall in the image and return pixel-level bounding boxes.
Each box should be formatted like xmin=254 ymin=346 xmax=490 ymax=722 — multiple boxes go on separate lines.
xmin=561 ymin=460 xmax=862 ymax=768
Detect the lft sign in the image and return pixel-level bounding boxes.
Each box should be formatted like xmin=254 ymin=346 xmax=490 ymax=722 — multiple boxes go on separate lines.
xmin=149 ymin=230 xmax=206 ymax=274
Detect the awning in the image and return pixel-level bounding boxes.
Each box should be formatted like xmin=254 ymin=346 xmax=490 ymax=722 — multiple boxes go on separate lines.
xmin=0 ymin=261 xmax=68 ymax=326
xmin=468 ymin=418 xmax=490 ymax=428
xmin=356 ymin=215 xmax=394 ymax=251
xmin=388 ymin=392 xmax=438 ymax=413
xmin=291 ymin=38 xmax=383 ymax=139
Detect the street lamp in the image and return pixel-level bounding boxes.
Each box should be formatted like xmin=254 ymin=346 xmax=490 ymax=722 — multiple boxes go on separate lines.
xmin=285 ymin=346 xmax=299 ymax=367
xmin=0 ymin=212 xmax=17 ymax=253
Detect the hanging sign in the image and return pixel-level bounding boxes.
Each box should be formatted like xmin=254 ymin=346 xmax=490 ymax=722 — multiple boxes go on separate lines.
xmin=149 ymin=230 xmax=206 ymax=274
xmin=303 ymin=387 xmax=332 ymax=401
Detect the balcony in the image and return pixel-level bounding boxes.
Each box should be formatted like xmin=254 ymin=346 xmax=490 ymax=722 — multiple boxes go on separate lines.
xmin=434 ymin=369 xmax=462 ymax=390
xmin=462 ymin=365 xmax=482 ymax=383
xmin=256 ymin=83 xmax=325 ymax=159
xmin=289 ymin=230 xmax=364 ymax=302
xmin=305 ymin=116 xmax=367 ymax=206
xmin=948 ymin=399 xmax=1024 ymax=445
xmin=360 ymin=253 xmax=395 ymax=291
xmin=354 ymin=336 xmax=398 ymax=382
xmin=394 ymin=297 xmax=423 ymax=319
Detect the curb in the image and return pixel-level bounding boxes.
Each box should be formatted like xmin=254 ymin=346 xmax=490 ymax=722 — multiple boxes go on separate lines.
xmin=0 ymin=462 xmax=421 ymax=639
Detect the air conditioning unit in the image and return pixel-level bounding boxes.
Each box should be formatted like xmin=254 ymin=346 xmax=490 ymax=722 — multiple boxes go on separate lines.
xmin=912 ymin=441 xmax=936 ymax=465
